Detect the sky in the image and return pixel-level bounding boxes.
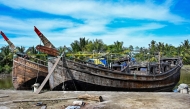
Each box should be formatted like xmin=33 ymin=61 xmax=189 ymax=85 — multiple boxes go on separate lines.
xmin=0 ymin=0 xmax=190 ymax=49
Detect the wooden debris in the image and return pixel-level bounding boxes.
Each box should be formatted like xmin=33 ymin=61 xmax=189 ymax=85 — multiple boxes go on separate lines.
xmin=0 ymin=95 xmax=9 ymax=98
xmin=12 ymin=97 xmax=77 ymax=103
xmin=78 ymin=94 xmax=103 ymax=102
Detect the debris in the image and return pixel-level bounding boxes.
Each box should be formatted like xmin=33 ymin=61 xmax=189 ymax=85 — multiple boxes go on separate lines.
xmin=177 ymin=83 xmax=189 ymax=94
xmin=65 ymin=106 xmax=80 ymax=109
xmin=32 ymin=83 xmax=40 ymax=93
xmin=73 ymin=101 xmax=85 ymax=106
xmin=36 ymin=102 xmax=43 ymax=106
xmin=41 ymin=105 xmax=47 ymax=109
xmin=0 ymin=95 xmax=9 ymax=98
xmin=78 ymin=94 xmax=103 ymax=102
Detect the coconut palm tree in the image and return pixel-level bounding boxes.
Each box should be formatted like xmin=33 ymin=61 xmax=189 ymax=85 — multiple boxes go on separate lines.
xmin=25 ymin=46 xmax=38 ymax=55
xmin=70 ymin=37 xmax=89 ymax=52
xmin=16 ymin=46 xmax=25 ymax=53
xmin=113 ymin=41 xmax=124 ymax=53
xmin=93 ymin=39 xmax=105 ymax=53
xmin=0 ymin=45 xmax=13 ymax=73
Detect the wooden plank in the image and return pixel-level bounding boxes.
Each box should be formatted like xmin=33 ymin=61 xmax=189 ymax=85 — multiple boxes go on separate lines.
xmin=13 ymin=97 xmax=77 ymax=103
xmin=35 ymin=53 xmax=63 ymax=94
xmin=0 ymin=95 xmax=9 ymax=98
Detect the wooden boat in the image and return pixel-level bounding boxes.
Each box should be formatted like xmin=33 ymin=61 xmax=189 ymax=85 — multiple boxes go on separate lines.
xmin=12 ymin=55 xmax=49 ymax=90
xmin=48 ymin=56 xmax=182 ymax=91
xmin=1 ymin=31 xmax=49 ymax=90
xmin=34 ymin=27 xmax=183 ymax=92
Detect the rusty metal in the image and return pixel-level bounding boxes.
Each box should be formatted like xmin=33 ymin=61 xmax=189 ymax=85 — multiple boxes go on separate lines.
xmin=36 ymin=45 xmax=59 ymax=56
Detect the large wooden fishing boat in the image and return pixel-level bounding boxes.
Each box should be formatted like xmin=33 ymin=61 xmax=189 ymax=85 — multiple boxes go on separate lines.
xmin=34 ymin=27 xmax=182 ymax=92
xmin=1 ymin=31 xmax=49 ymax=90
xmin=48 ymin=56 xmax=182 ymax=91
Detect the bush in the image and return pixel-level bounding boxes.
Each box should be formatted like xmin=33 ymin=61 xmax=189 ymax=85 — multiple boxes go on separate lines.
xmin=2 ymin=65 xmax=12 ymax=74
xmin=0 ymin=65 xmax=3 ymax=73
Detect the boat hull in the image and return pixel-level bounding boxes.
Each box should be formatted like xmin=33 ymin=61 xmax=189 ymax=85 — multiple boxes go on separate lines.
xmin=13 ymin=57 xmax=49 ymax=90
xmin=49 ymin=57 xmax=182 ymax=92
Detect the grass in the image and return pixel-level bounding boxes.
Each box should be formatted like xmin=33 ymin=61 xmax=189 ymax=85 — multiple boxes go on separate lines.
xmin=178 ymin=68 xmax=190 ymax=86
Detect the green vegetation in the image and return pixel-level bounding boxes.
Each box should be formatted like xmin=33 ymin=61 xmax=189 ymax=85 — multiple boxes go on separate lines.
xmin=0 ymin=45 xmax=47 ymax=74
xmin=0 ymin=38 xmax=190 ymax=74
xmin=179 ymin=65 xmax=190 ymax=86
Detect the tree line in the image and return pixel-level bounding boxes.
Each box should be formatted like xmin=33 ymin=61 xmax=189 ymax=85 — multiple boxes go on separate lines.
xmin=0 ymin=38 xmax=190 ymax=74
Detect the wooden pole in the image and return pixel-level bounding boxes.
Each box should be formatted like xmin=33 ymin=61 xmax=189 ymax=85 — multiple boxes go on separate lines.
xmin=13 ymin=97 xmax=77 ymax=103
xmin=35 ymin=53 xmax=64 ymax=94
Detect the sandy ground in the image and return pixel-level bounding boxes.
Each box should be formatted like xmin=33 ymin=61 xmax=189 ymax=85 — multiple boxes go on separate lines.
xmin=0 ymin=90 xmax=190 ymax=109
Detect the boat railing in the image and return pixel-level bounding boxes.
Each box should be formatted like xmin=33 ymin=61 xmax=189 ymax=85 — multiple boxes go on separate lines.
xmin=13 ymin=60 xmax=48 ymax=73
xmin=16 ymin=56 xmax=48 ymax=67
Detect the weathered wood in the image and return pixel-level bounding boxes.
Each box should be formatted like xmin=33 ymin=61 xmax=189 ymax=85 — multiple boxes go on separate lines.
xmin=36 ymin=45 xmax=59 ymax=56
xmin=0 ymin=95 xmax=9 ymax=98
xmin=13 ymin=57 xmax=48 ymax=90
xmin=49 ymin=56 xmax=182 ymax=91
xmin=78 ymin=94 xmax=103 ymax=102
xmin=13 ymin=97 xmax=77 ymax=103
xmin=35 ymin=54 xmax=63 ymax=94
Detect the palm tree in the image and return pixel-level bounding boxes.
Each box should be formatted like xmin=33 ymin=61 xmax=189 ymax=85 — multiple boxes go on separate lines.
xmin=0 ymin=46 xmax=13 ymax=65
xmin=70 ymin=40 xmax=81 ymax=52
xmin=79 ymin=37 xmax=89 ymax=52
xmin=16 ymin=46 xmax=25 ymax=53
xmin=25 ymin=46 xmax=38 ymax=55
xmin=150 ymin=40 xmax=156 ymax=54
xmin=181 ymin=39 xmax=190 ymax=49
xmin=180 ymin=40 xmax=190 ymax=64
xmin=70 ymin=37 xmax=89 ymax=52
xmin=113 ymin=41 xmax=124 ymax=53
xmin=93 ymin=39 xmax=105 ymax=53
xmin=0 ymin=45 xmax=13 ymax=73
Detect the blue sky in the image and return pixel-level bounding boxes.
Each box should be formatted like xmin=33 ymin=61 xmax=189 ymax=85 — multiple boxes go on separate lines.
xmin=0 ymin=0 xmax=190 ymax=49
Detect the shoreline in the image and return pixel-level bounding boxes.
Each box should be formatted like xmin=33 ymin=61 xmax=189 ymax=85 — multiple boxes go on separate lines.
xmin=0 ymin=90 xmax=190 ymax=109
xmin=0 ymin=73 xmax=11 ymax=79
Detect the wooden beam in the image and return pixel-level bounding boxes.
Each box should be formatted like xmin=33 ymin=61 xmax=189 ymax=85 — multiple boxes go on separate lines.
xmin=0 ymin=95 xmax=9 ymax=98
xmin=13 ymin=97 xmax=77 ymax=103
xmin=35 ymin=53 xmax=64 ymax=94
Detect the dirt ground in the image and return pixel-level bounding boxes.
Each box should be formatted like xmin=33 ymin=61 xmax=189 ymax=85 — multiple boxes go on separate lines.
xmin=0 ymin=90 xmax=190 ymax=109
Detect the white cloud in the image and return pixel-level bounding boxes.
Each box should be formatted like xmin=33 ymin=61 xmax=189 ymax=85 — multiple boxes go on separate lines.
xmin=0 ymin=0 xmax=185 ymax=23
xmin=0 ymin=0 xmax=188 ymax=49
